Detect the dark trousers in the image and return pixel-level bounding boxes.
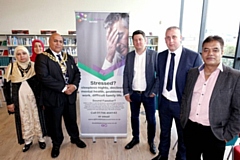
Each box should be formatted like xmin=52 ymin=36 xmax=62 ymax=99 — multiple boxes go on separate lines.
xmin=45 ymin=102 xmax=80 ymax=147
xmin=158 ymin=95 xmax=186 ymax=160
xmin=129 ymin=91 xmax=156 ymax=143
xmin=183 ymin=120 xmax=225 ymax=160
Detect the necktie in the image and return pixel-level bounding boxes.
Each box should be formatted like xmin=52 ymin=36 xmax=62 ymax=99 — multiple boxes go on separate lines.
xmin=56 ymin=54 xmax=62 ymax=61
xmin=166 ymin=53 xmax=175 ymax=91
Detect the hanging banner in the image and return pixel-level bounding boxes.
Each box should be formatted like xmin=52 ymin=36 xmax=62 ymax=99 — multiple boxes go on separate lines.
xmin=75 ymin=12 xmax=129 ymax=139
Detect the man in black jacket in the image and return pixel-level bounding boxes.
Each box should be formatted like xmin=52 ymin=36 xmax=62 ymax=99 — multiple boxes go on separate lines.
xmin=35 ymin=33 xmax=86 ymax=158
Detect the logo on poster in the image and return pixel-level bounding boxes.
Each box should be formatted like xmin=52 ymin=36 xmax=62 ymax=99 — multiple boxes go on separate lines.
xmin=76 ymin=13 xmax=104 ymax=23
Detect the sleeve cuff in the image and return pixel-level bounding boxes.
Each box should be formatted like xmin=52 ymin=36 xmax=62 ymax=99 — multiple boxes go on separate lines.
xmin=62 ymin=85 xmax=67 ymax=92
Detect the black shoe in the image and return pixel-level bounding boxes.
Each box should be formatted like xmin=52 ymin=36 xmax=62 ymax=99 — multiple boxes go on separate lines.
xmin=149 ymin=143 xmax=157 ymax=154
xmin=125 ymin=138 xmax=139 ymax=149
xmin=22 ymin=142 xmax=32 ymax=152
xmin=38 ymin=141 xmax=46 ymax=149
xmin=71 ymin=139 xmax=86 ymax=148
xmin=152 ymin=154 xmax=168 ymax=160
xmin=51 ymin=146 xmax=60 ymax=158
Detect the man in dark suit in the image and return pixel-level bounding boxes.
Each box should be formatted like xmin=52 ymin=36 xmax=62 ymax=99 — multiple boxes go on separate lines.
xmin=180 ymin=35 xmax=240 ymax=159
xmin=152 ymin=26 xmax=202 ymax=160
xmin=123 ymin=30 xmax=158 ymax=154
xmin=35 ymin=33 xmax=86 ymax=158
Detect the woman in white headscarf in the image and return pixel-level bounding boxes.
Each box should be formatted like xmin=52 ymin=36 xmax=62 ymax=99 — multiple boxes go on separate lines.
xmin=3 ymin=46 xmax=47 ymax=152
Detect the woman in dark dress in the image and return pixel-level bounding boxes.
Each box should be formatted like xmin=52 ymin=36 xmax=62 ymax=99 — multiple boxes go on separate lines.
xmin=3 ymin=46 xmax=47 ymax=152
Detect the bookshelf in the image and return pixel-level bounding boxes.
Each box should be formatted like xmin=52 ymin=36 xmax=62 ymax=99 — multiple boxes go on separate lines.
xmin=0 ymin=34 xmax=77 ymax=57
xmin=128 ymin=36 xmax=158 ymax=52
xmin=0 ymin=36 xmax=9 ymax=81
xmin=0 ymin=34 xmax=77 ymax=80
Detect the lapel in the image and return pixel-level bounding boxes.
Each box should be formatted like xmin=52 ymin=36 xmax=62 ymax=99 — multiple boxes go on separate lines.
xmin=185 ymin=68 xmax=200 ymax=111
xmin=209 ymin=64 xmax=228 ymax=107
xmin=146 ymin=49 xmax=150 ymax=64
xmin=130 ymin=51 xmax=135 ymax=66
xmin=176 ymin=48 xmax=187 ymax=78
xmin=66 ymin=56 xmax=72 ymax=76
xmin=189 ymin=68 xmax=200 ymax=92
xmin=159 ymin=50 xmax=168 ymax=82
xmin=129 ymin=51 xmax=135 ymax=77
xmin=145 ymin=49 xmax=150 ymax=78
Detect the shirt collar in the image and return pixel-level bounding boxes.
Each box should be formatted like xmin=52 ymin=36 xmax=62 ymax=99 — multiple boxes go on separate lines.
xmin=135 ymin=47 xmax=147 ymax=56
xmin=168 ymin=45 xmax=182 ymax=57
xmin=50 ymin=49 xmax=61 ymax=57
xmin=198 ymin=62 xmax=223 ymax=72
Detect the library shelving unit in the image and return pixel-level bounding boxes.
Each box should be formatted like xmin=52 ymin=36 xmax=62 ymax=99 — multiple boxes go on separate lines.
xmin=0 ymin=34 xmax=77 ymax=57
xmin=128 ymin=36 xmax=159 ymax=52
xmin=0 ymin=36 xmax=9 ymax=81
xmin=0 ymin=34 xmax=77 ymax=79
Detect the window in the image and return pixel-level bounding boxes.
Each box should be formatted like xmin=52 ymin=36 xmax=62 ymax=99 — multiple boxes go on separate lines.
xmin=204 ymin=0 xmax=240 ymax=67
xmin=181 ymin=0 xmax=203 ymax=52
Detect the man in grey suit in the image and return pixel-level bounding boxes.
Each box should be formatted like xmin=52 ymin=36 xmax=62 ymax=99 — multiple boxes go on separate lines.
xmin=123 ymin=30 xmax=158 ymax=154
xmin=180 ymin=35 xmax=240 ymax=159
xmin=153 ymin=26 xmax=202 ymax=160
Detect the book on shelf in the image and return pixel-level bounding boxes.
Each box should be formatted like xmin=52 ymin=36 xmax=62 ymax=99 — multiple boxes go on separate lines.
xmin=8 ymin=47 xmax=33 ymax=56
xmin=0 ymin=57 xmax=11 ymax=66
xmin=147 ymin=46 xmax=157 ymax=51
xmin=3 ymin=50 xmax=8 ymax=56
xmin=40 ymin=30 xmax=57 ymax=34
xmin=12 ymin=30 xmax=29 ymax=34
xmin=68 ymin=31 xmax=76 ymax=35
xmin=128 ymin=37 xmax=133 ymax=45
xmin=35 ymin=36 xmax=49 ymax=46
xmin=2 ymin=33 xmax=77 ymax=56
xmin=7 ymin=36 xmax=50 ymax=46
xmin=63 ymin=47 xmax=77 ymax=57
xmin=147 ymin=38 xmax=155 ymax=45
xmin=7 ymin=36 xmax=33 ymax=46
xmin=63 ymin=37 xmax=77 ymax=45
xmin=0 ymin=40 xmax=7 ymax=46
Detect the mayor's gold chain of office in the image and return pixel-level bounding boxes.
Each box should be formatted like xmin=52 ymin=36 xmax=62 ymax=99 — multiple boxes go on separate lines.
xmin=42 ymin=51 xmax=68 ymax=74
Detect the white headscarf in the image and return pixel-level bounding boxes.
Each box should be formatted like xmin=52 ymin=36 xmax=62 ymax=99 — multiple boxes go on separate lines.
xmin=4 ymin=46 xmax=35 ymax=83
xmin=14 ymin=46 xmax=31 ymax=68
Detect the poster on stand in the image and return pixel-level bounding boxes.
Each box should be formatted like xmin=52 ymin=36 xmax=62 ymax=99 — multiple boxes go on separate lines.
xmin=75 ymin=12 xmax=129 ymax=139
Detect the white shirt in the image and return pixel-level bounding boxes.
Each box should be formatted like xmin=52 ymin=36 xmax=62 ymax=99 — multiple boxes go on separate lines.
xmin=132 ymin=50 xmax=147 ymax=91
xmin=162 ymin=46 xmax=182 ymax=102
xmin=50 ymin=49 xmax=63 ymax=62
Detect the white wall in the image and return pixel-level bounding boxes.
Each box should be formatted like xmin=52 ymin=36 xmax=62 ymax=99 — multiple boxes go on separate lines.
xmin=0 ymin=0 xmax=181 ymax=51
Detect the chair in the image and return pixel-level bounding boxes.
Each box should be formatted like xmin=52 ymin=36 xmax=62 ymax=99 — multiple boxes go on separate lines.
xmin=226 ymin=135 xmax=239 ymax=160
